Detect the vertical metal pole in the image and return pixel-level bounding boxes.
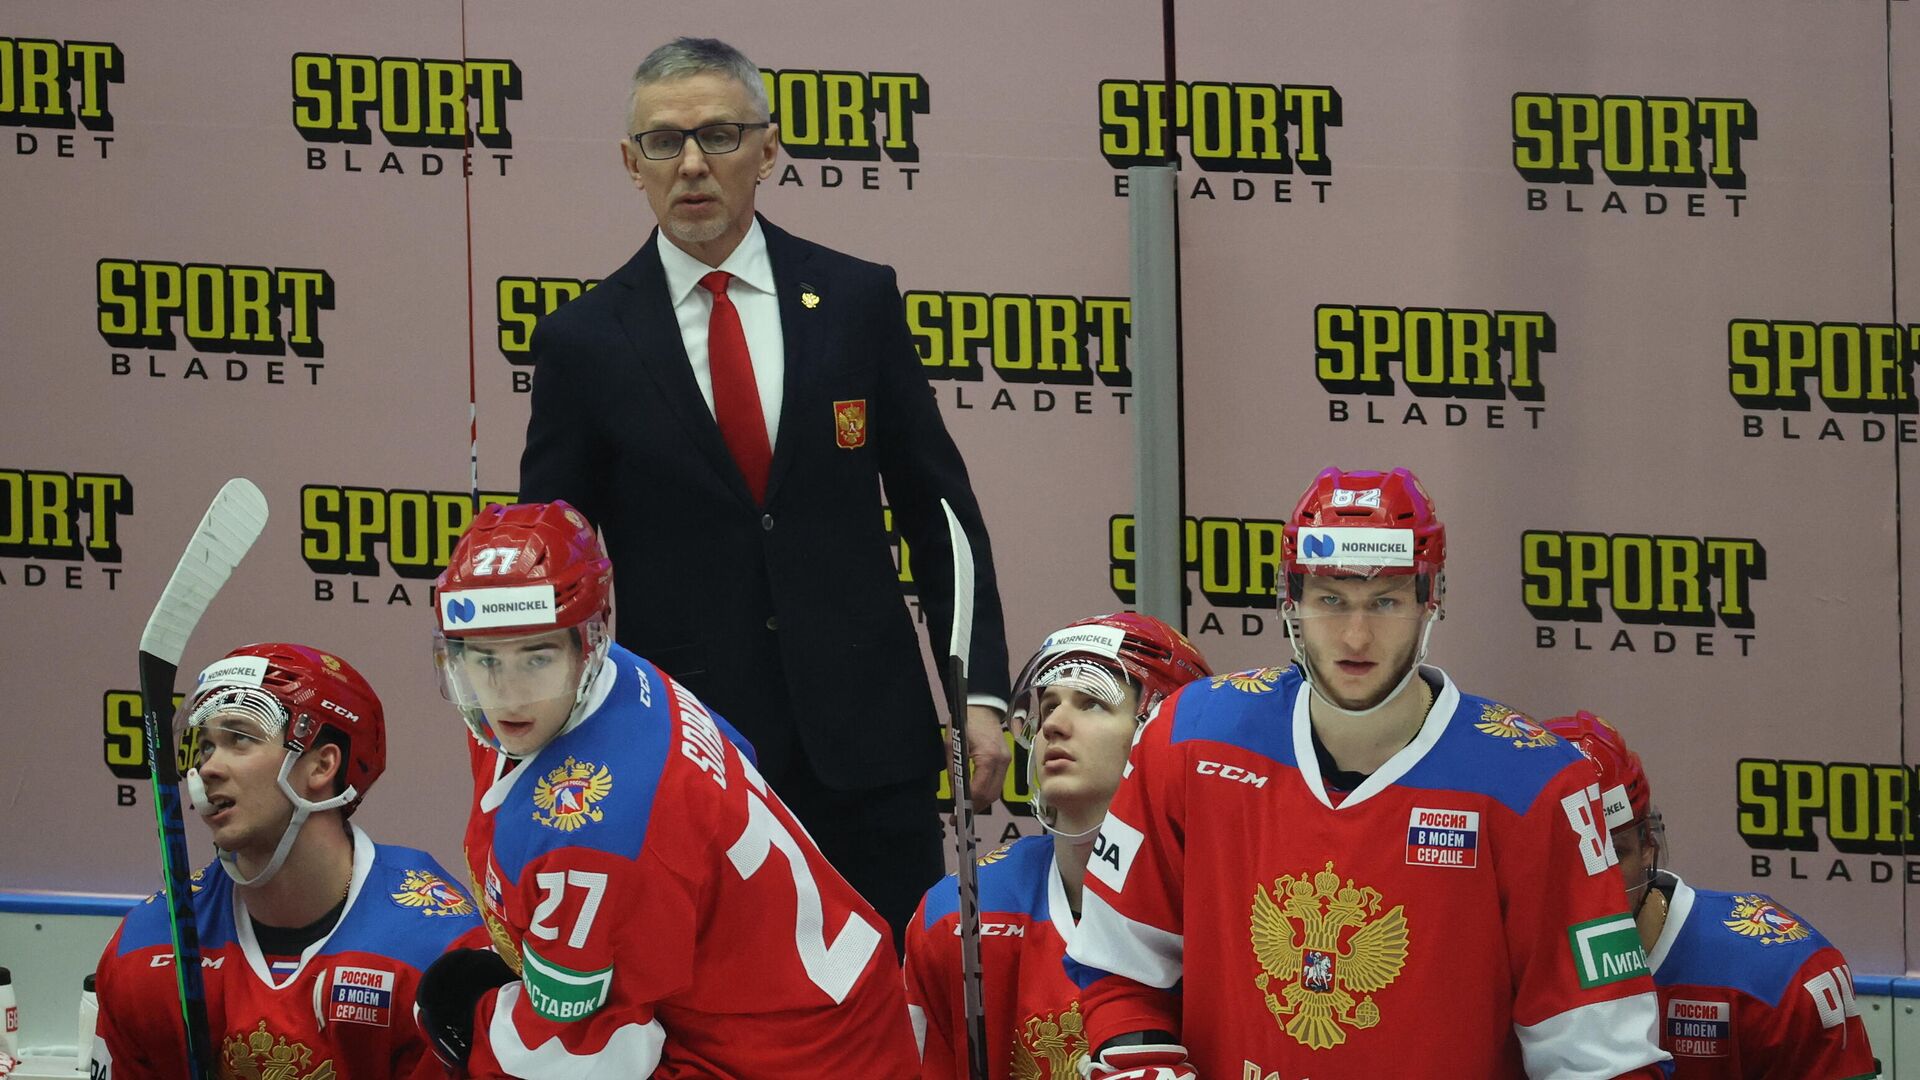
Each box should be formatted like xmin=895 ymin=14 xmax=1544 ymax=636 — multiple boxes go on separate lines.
xmin=1129 ymin=163 xmax=1184 ymax=630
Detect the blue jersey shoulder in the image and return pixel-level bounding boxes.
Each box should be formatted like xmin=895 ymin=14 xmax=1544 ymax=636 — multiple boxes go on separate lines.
xmin=116 ymin=859 xmax=239 ymax=956
xmin=490 ymin=647 xmax=675 ymax=880
xmin=332 ymin=843 xmax=483 ymax=970
xmin=1657 ymin=886 xmax=1837 ymax=1007
xmin=1397 ymin=691 xmax=1588 ymax=816
xmin=920 ymin=835 xmax=1052 ymax=928
xmin=1165 ymin=666 xmax=1302 ymax=768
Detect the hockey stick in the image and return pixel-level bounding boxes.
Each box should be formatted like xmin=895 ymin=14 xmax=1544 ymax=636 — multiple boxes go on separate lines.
xmin=138 ymin=478 xmax=270 ymax=1080
xmin=939 ymin=498 xmax=989 ymax=1080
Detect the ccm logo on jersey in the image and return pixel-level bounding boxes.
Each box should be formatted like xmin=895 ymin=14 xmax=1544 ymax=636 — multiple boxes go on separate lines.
xmin=1195 ymin=760 xmax=1269 ymax=787
xmin=954 ymin=922 xmax=1026 ymax=938
xmin=321 ymin=965 xmax=394 ymax=1027
xmin=1405 ymin=807 xmax=1480 ymax=868
xmin=1665 ymin=999 xmax=1730 ymax=1057
xmin=148 ymin=954 xmax=225 ymax=969
xmin=1088 ymin=815 xmax=1145 ymax=891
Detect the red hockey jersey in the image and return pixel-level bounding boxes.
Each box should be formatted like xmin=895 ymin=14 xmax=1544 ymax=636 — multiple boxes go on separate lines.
xmin=906 ymin=835 xmax=1088 ymax=1080
xmin=1066 ymin=666 xmax=1668 ymax=1079
xmin=91 ymin=828 xmax=485 ymax=1080
xmin=460 ymin=644 xmax=919 ymax=1079
xmin=1648 ymin=873 xmax=1875 ymax=1079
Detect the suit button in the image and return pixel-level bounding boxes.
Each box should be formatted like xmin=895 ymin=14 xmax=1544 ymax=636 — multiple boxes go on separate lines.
xmin=766 ymin=616 xmax=779 ymax=631
xmin=761 ymin=514 xmax=774 ymax=531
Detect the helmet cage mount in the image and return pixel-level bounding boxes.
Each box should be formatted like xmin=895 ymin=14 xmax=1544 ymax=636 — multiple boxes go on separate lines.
xmin=1005 ymin=612 xmax=1212 ymax=840
xmin=1018 ymin=655 xmax=1140 ymax=842
xmin=179 ymin=683 xmax=359 ymax=888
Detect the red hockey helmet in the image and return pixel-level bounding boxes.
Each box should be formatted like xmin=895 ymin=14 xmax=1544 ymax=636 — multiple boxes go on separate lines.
xmin=1541 ymin=710 xmax=1651 ymax=831
xmin=434 ymin=501 xmax=614 ymax=750
xmin=181 ymin=642 xmax=386 ymax=813
xmin=1281 ymin=467 xmax=1446 ymax=608
xmin=1010 ymin=612 xmax=1212 ymax=747
xmin=435 ymin=501 xmax=611 ymax=637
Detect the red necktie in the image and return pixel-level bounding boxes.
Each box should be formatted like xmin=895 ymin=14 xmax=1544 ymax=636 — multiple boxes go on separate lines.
xmin=699 ymin=271 xmax=773 ymax=503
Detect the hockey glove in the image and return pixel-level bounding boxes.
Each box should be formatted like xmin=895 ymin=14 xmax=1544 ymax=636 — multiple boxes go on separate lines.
xmin=415 ymin=948 xmax=517 ymax=1072
xmin=1081 ymin=1040 xmax=1199 ymax=1080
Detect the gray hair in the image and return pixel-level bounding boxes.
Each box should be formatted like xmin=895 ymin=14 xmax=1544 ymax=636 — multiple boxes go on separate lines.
xmin=627 ymin=37 xmax=771 ymax=126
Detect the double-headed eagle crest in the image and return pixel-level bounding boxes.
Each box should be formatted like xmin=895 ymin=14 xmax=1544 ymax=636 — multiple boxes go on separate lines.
xmin=1211 ymin=666 xmax=1286 ymax=694
xmin=1474 ymin=703 xmax=1558 ymax=749
xmin=391 ymin=869 xmax=474 ymax=916
xmin=221 ymin=1020 xmax=336 ymax=1080
xmin=531 ymin=756 xmax=613 ymax=832
xmin=1723 ymin=895 xmax=1812 ymax=945
xmin=1250 ymin=861 xmax=1410 ymax=1050
xmin=1011 ymin=1002 xmax=1087 ymax=1080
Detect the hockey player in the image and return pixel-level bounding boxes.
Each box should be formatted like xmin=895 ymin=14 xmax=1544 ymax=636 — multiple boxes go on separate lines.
xmin=1541 ymin=711 xmax=1876 ymax=1079
xmin=414 ymin=501 xmax=920 ymax=1079
xmin=1066 ymin=467 xmax=1668 ymax=1080
xmin=904 ymin=613 xmax=1211 ymax=1080
xmin=90 ymin=643 xmax=485 ymax=1080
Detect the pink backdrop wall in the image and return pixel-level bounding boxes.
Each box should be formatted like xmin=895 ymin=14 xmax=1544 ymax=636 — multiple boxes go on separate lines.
xmin=2 ymin=0 xmax=1912 ymax=977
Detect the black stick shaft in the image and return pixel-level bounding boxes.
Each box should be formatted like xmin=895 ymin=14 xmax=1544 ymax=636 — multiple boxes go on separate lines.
xmin=945 ymin=655 xmax=988 ymax=1080
xmin=141 ymin=651 xmax=215 ymax=1080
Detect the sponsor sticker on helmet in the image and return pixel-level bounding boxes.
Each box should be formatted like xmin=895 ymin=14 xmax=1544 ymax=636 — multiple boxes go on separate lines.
xmin=1599 ymin=782 xmax=1634 ymax=830
xmin=1038 ymin=624 xmax=1128 ymax=660
xmin=439 ymin=585 xmax=558 ymax=631
xmin=1296 ymin=527 xmax=1416 ymax=568
xmin=194 ymin=656 xmax=269 ymax=691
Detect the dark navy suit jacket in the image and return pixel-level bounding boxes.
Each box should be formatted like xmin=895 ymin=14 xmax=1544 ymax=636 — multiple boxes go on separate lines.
xmin=520 ymin=216 xmax=1009 ymax=790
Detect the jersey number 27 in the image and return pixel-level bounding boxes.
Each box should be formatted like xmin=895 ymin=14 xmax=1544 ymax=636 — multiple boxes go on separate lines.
xmin=727 ymin=763 xmax=883 ymax=1003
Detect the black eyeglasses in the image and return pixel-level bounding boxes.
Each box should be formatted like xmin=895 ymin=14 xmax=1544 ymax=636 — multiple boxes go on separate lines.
xmin=628 ymin=122 xmax=770 ymax=161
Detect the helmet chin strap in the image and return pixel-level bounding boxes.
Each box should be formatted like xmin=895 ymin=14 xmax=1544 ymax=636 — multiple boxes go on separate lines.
xmin=1283 ymin=601 xmax=1440 ymax=719
xmin=555 ymin=629 xmax=613 ymax=742
xmin=187 ymin=750 xmax=357 ymax=888
xmin=1626 ymin=823 xmax=1663 ymax=917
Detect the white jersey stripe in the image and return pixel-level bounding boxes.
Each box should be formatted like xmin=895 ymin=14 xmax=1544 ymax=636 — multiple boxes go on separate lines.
xmin=488 ymin=983 xmax=667 ymax=1079
xmin=1069 ymin=890 xmax=1184 ymax=990
xmin=1515 ymin=991 xmax=1668 ymax=1078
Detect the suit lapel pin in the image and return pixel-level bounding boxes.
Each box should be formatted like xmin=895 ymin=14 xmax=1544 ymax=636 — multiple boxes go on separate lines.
xmin=799 ymin=282 xmax=821 ymax=309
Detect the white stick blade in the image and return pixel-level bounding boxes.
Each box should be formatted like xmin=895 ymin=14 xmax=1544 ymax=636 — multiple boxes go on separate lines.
xmin=138 ymin=479 xmax=270 ymax=664
xmin=941 ymin=499 xmax=974 ymax=675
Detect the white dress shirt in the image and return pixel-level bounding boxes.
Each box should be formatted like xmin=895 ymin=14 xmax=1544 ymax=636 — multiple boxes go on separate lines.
xmin=656 ymin=218 xmax=785 ymax=446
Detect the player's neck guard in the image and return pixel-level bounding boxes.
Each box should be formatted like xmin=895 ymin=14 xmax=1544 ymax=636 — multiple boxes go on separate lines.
xmin=1283 ymin=602 xmax=1440 ymax=719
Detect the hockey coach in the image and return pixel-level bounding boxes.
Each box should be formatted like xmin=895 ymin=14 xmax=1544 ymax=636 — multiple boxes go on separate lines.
xmin=516 ymin=36 xmax=1011 ymax=945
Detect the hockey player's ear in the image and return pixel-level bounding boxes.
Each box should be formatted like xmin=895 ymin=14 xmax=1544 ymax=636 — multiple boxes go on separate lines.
xmin=300 ymin=741 xmax=346 ymax=800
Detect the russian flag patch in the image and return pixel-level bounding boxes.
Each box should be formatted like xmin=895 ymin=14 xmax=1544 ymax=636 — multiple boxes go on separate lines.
xmin=324 ymin=965 xmax=395 ymax=1027
xmin=1666 ymin=998 xmax=1731 ymax=1057
xmin=1405 ymin=807 xmax=1480 ymax=868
